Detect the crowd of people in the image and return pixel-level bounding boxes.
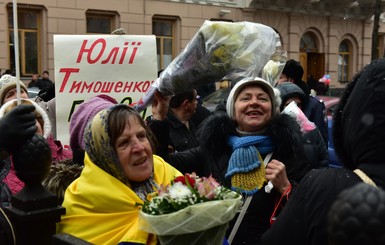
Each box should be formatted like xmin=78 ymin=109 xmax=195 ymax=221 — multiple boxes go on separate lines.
xmin=1 ymin=55 xmax=385 ymax=245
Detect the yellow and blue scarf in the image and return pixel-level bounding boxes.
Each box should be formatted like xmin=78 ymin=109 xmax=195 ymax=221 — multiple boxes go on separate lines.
xmin=226 ymin=135 xmax=274 ymax=195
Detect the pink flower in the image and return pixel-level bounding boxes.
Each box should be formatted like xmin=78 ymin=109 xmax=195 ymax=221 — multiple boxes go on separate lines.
xmin=197 ymin=175 xmax=220 ymax=199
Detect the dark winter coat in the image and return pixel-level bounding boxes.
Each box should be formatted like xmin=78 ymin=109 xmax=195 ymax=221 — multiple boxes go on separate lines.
xmin=166 ymin=111 xmax=199 ymax=152
xmin=152 ymin=111 xmax=309 ymax=244
xmin=303 ymin=95 xmax=327 ymax=144
xmin=190 ymin=103 xmax=212 ymax=129
xmin=35 ymin=78 xmax=53 ymax=91
xmin=302 ymin=128 xmax=328 ymax=170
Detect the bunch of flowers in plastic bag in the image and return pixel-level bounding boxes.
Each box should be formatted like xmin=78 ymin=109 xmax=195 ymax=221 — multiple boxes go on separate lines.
xmin=142 ymin=173 xmax=239 ymax=215
xmin=134 ymin=20 xmax=284 ymax=112
xmin=139 ymin=173 xmax=242 ymax=245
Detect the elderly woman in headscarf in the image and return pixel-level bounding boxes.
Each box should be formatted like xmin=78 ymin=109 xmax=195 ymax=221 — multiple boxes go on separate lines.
xmin=151 ymin=77 xmax=309 ymax=244
xmin=261 ymin=59 xmax=385 ymax=245
xmin=57 ymin=104 xmax=181 ymax=244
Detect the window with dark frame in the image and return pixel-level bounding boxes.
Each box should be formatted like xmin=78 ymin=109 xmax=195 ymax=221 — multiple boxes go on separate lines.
xmin=153 ymin=18 xmax=175 ymax=71
xmin=86 ymin=11 xmax=116 ymax=34
xmin=7 ymin=7 xmax=40 ymax=77
xmin=338 ymin=40 xmax=350 ymax=83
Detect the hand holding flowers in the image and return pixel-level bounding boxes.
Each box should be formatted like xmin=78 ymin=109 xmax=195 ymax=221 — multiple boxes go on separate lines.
xmin=139 ymin=173 xmax=242 ymax=245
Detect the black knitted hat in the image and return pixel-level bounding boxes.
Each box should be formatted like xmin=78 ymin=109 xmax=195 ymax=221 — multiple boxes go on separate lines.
xmin=282 ymin=59 xmax=304 ymax=83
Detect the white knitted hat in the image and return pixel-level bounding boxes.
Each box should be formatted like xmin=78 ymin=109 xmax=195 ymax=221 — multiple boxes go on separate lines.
xmin=226 ymin=77 xmax=281 ymax=120
xmin=0 ymin=75 xmax=28 ymax=105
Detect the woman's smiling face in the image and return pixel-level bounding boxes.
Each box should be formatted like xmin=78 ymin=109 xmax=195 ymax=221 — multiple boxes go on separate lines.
xmin=114 ymin=116 xmax=154 ymax=182
xmin=234 ymin=85 xmax=272 ymax=132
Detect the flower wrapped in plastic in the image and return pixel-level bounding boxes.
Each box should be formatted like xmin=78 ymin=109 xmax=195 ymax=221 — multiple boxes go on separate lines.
xmin=282 ymin=101 xmax=316 ymax=133
xmin=139 ymin=173 xmax=242 ymax=245
xmin=262 ymin=46 xmax=288 ymax=87
xmin=134 ymin=20 xmax=283 ymax=112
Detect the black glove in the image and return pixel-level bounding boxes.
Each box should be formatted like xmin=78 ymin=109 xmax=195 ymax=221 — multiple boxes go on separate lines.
xmin=0 ymin=104 xmax=37 ymax=153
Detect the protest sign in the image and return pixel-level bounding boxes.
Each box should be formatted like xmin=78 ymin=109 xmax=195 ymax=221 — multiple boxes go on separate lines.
xmin=54 ymin=35 xmax=157 ymax=146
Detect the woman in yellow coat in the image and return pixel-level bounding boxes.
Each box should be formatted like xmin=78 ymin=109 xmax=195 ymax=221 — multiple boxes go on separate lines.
xmin=57 ymin=104 xmax=181 ymax=244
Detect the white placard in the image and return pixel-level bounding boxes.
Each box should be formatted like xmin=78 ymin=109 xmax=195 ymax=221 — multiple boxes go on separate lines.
xmin=54 ymin=35 xmax=157 ymax=147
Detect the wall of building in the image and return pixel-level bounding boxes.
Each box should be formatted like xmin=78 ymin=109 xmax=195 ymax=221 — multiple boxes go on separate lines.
xmin=1 ymin=0 xmax=384 ymax=89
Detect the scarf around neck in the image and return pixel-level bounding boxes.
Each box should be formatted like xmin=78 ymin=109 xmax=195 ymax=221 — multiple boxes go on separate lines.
xmin=226 ymin=135 xmax=274 ymax=194
xmin=226 ymin=135 xmax=274 ymax=176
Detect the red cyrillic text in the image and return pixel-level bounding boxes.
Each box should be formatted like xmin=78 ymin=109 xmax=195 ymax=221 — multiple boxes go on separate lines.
xmin=76 ymin=39 xmax=142 ymax=64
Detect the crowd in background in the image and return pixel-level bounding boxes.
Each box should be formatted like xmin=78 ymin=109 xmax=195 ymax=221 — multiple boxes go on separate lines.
xmin=1 ymin=56 xmax=385 ymax=245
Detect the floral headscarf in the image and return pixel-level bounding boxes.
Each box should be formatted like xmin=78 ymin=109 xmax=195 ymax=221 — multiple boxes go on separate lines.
xmin=84 ymin=105 xmax=131 ymax=186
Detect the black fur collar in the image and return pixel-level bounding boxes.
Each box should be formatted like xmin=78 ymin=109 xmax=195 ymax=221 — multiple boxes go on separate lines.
xmin=198 ymin=111 xmax=305 ymax=162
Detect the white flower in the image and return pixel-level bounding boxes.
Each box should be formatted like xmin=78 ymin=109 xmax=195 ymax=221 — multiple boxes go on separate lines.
xmin=168 ymin=182 xmax=192 ymax=199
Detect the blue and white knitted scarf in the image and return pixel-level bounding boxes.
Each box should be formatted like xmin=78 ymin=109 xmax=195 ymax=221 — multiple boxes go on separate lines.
xmin=226 ymin=135 xmax=274 ymax=178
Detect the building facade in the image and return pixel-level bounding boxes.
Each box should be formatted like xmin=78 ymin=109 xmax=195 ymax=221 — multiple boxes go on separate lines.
xmin=1 ymin=0 xmax=384 ymax=90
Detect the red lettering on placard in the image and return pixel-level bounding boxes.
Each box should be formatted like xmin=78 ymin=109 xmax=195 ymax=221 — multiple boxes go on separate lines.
xmin=101 ymin=47 xmax=119 ymax=64
xmin=58 ymin=68 xmax=80 ymax=92
xmin=129 ymin=42 xmax=141 ymax=64
xmin=64 ymin=80 xmax=154 ymax=93
xmin=119 ymin=42 xmax=129 ymax=64
xmin=114 ymin=81 xmax=123 ymax=92
xmin=77 ymin=38 xmax=106 ymax=64
xmin=142 ymin=81 xmax=150 ymax=92
xmin=133 ymin=81 xmax=143 ymax=92
xmin=101 ymin=82 xmax=114 ymax=93
xmin=123 ymin=82 xmax=133 ymax=92
xmin=77 ymin=39 xmax=142 ymax=65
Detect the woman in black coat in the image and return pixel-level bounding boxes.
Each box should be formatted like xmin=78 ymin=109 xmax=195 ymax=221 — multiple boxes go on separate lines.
xmin=150 ymin=77 xmax=309 ymax=244
xmin=261 ymin=58 xmax=385 ymax=245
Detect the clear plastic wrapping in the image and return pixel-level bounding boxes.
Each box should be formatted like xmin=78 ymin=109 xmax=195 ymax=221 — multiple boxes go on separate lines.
xmin=134 ymin=20 xmax=281 ymax=112
xmin=281 ymin=101 xmax=316 ymax=133
xmin=139 ymin=196 xmax=242 ymax=245
xmin=262 ymin=43 xmax=287 ymax=86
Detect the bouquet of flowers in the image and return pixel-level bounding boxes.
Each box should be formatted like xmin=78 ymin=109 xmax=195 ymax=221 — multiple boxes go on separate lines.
xmin=134 ymin=20 xmax=284 ymax=112
xmin=139 ymin=173 xmax=242 ymax=245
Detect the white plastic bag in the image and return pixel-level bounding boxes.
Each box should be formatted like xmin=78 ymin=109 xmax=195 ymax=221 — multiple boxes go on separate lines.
xmin=134 ymin=20 xmax=280 ymax=112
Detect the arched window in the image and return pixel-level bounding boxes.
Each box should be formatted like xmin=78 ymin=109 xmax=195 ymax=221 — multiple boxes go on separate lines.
xmin=300 ymin=32 xmax=318 ymax=53
xmin=338 ymin=40 xmax=350 ymax=83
